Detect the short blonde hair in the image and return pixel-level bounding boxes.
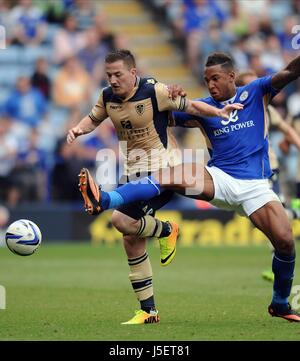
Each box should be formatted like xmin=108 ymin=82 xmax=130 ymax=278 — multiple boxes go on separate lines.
xmin=235 ymin=69 xmax=257 ymax=86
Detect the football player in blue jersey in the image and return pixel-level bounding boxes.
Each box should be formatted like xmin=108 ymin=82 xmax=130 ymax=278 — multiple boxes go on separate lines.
xmin=236 ymin=69 xmax=300 ymax=283
xmin=81 ymin=52 xmax=300 ymax=322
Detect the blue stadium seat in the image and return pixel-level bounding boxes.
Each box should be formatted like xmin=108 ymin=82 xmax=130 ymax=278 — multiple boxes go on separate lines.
xmin=0 ymin=46 xmax=20 ymax=65
xmin=0 ymin=65 xmax=21 ymax=87
xmin=48 ymin=105 xmax=70 ymax=128
xmin=0 ymin=87 xmax=11 ymax=104
xmin=0 ymin=64 xmax=36 ymax=87
xmin=20 ymin=45 xmax=53 ymax=65
xmin=44 ymin=24 xmax=60 ymax=45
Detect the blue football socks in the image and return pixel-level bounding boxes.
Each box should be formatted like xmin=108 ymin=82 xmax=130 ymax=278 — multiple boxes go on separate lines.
xmin=272 ymin=251 xmax=295 ymax=309
xmin=100 ymin=176 xmax=162 ymax=210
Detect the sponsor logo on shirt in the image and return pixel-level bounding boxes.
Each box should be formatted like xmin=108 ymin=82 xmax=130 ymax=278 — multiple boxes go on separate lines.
xmin=221 ymin=109 xmax=239 ymax=126
xmin=214 ymin=120 xmax=255 ymax=137
xmin=110 ymin=104 xmax=123 ymax=110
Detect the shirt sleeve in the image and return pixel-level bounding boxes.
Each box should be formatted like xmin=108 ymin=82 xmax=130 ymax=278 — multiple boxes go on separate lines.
xmin=155 ymin=82 xmax=187 ymax=112
xmin=253 ymin=75 xmax=279 ymax=99
xmin=88 ymin=90 xmax=108 ymax=124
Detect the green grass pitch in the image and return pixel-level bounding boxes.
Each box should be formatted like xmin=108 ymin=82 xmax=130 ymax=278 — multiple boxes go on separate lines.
xmin=0 ymin=243 xmax=299 ymax=340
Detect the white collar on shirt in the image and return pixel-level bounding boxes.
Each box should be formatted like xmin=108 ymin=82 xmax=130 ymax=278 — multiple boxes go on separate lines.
xmin=220 ymin=93 xmax=237 ymax=105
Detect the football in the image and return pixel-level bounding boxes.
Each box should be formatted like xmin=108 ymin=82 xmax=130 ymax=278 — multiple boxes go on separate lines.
xmin=5 ymin=219 xmax=42 ymax=256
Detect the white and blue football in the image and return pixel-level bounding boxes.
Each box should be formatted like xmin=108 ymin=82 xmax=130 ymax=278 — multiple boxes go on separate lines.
xmin=5 ymin=219 xmax=42 ymax=256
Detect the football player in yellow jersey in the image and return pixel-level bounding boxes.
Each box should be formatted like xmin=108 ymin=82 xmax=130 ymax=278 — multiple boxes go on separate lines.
xmin=67 ymin=49 xmax=242 ymax=324
xmin=236 ymin=70 xmax=300 ymax=283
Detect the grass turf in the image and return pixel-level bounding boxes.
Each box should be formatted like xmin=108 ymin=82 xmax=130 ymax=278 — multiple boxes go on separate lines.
xmin=0 ymin=243 xmax=299 ymax=340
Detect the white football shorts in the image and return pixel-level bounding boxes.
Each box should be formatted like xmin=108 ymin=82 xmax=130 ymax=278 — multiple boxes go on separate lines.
xmin=205 ymin=165 xmax=281 ymax=217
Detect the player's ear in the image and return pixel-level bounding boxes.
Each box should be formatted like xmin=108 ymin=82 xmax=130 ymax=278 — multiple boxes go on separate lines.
xmin=130 ymin=67 xmax=137 ymax=76
xmin=229 ymin=71 xmax=236 ymax=83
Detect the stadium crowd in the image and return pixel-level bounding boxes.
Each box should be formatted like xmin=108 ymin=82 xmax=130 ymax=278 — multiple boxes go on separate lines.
xmin=1 ymin=0 xmax=300 ymax=208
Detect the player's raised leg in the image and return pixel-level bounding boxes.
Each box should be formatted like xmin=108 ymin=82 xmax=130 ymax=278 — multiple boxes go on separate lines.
xmin=78 ymin=167 xmax=162 ymax=215
xmin=78 ymin=169 xmax=180 ymax=266
xmin=250 ymin=201 xmax=300 ymax=322
xmin=78 ymin=163 xmax=214 ymax=214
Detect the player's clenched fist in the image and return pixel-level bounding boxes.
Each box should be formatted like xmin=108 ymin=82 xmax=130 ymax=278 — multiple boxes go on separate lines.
xmin=67 ymin=127 xmax=84 ymax=144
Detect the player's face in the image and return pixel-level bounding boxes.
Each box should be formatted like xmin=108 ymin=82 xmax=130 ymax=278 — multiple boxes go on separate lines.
xmin=204 ymin=65 xmax=236 ymax=101
xmin=106 ymin=60 xmax=137 ymax=98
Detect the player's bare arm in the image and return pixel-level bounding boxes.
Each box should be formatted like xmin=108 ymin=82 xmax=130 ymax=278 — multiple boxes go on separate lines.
xmin=185 ymin=99 xmax=243 ymax=119
xmin=67 ymin=115 xmax=101 ymax=144
xmin=272 ymin=54 xmax=300 ymax=90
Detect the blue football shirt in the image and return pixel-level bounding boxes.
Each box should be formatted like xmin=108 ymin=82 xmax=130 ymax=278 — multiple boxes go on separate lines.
xmin=173 ymin=75 xmax=279 ymax=179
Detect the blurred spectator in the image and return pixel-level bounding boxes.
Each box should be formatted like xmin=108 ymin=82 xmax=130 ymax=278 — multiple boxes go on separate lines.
xmin=277 ymin=15 xmax=300 ymax=64
xmin=53 ymin=13 xmax=86 ymax=64
xmin=62 ymin=107 xmax=83 ymax=135
xmin=3 ymin=76 xmax=47 ymax=128
xmin=93 ymin=13 xmax=128 ymax=52
xmin=69 ymin=0 xmax=100 ymax=31
xmin=291 ymin=0 xmax=300 ymax=12
xmin=162 ymin=0 xmax=184 ymax=40
xmin=0 ymin=115 xmax=19 ymax=206
xmin=78 ymin=27 xmax=108 ymax=87
xmin=260 ymin=35 xmax=285 ymax=73
xmin=198 ymin=21 xmax=233 ymax=72
xmin=12 ymin=127 xmax=48 ymax=202
xmin=236 ymin=0 xmax=268 ymax=16
xmin=269 ymin=0 xmax=293 ymax=32
xmin=271 ymin=92 xmax=288 ymax=119
xmin=183 ymin=0 xmax=227 ymax=34
xmin=51 ymin=138 xmax=88 ymax=201
xmin=10 ymin=0 xmax=47 ymax=46
xmin=287 ymin=80 xmax=300 ymax=117
xmin=0 ymin=205 xmax=10 ymax=247
xmin=224 ymin=0 xmax=249 ymax=37
xmin=79 ymin=119 xmax=119 ymax=167
xmin=0 ymin=0 xmax=15 ymax=46
xmin=230 ymin=36 xmax=249 ymax=70
xmin=31 ymin=57 xmax=52 ymax=100
xmin=248 ymin=53 xmax=266 ymax=78
xmin=52 ymin=56 xmax=91 ymax=111
xmin=35 ymin=0 xmax=65 ymax=24
xmin=243 ymin=15 xmax=265 ymax=54
xmin=259 ymin=14 xmax=275 ymax=37
xmin=182 ymin=0 xmax=228 ymax=73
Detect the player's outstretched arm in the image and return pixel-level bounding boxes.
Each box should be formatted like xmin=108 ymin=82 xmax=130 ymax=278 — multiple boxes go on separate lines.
xmin=272 ymin=54 xmax=300 ymax=90
xmin=185 ymin=99 xmax=243 ymax=119
xmin=67 ymin=115 xmax=99 ymax=144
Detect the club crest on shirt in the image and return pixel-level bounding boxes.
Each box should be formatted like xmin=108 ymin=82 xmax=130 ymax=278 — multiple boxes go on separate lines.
xmin=239 ymin=91 xmax=248 ymax=101
xmin=135 ymin=103 xmax=145 ymax=115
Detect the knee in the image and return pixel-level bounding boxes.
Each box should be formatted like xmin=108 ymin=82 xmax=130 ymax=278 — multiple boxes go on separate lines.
xmin=111 ymin=211 xmax=127 ymax=233
xmin=111 ymin=211 xmax=138 ymax=234
xmin=273 ymin=227 xmax=295 ymax=255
